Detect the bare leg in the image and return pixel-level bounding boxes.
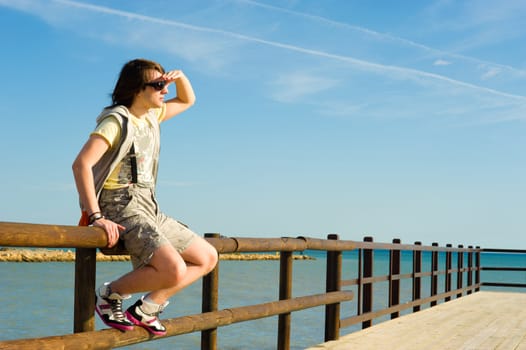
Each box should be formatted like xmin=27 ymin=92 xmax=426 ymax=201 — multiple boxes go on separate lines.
xmin=110 ymin=236 xmax=218 ymax=303
xmin=147 ymin=237 xmax=218 ymax=303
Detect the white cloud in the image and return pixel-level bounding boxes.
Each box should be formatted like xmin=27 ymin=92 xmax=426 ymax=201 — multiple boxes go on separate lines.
xmin=434 ymin=59 xmax=452 ymax=66
xmin=481 ymin=67 xmax=502 ymax=80
xmin=269 ymin=72 xmax=339 ymax=102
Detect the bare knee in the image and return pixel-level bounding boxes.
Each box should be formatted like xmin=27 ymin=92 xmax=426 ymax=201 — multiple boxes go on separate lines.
xmin=161 ymin=259 xmax=187 ymax=288
xmin=195 ymin=242 xmax=218 ymax=274
xmin=190 ymin=247 xmax=218 ymax=275
xmin=203 ymin=249 xmax=218 ymax=274
xmin=180 ymin=238 xmax=218 ymax=275
xmin=150 ymin=246 xmax=187 ymax=288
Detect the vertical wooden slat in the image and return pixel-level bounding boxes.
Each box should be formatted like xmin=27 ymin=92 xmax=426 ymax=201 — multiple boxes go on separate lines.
xmin=389 ymin=238 xmax=401 ymax=319
xmin=475 ymin=246 xmax=481 ymax=292
xmin=430 ymin=243 xmax=439 ymax=307
xmin=445 ymin=244 xmax=452 ymax=302
xmin=362 ymin=236 xmax=374 ymax=329
xmin=412 ymin=241 xmax=422 ymax=312
xmin=457 ymin=245 xmax=464 ymax=298
xmin=202 ymin=233 xmax=220 ymax=350
xmin=324 ymin=234 xmax=341 ymax=342
xmin=467 ymin=246 xmax=473 ymax=294
xmin=277 ymin=250 xmax=293 ymax=350
xmin=357 ymin=246 xmax=363 ymax=316
xmin=74 ymin=248 xmax=96 ymax=333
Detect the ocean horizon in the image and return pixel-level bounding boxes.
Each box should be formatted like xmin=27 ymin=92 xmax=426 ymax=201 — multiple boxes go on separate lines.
xmin=0 ymin=250 xmax=524 ymax=349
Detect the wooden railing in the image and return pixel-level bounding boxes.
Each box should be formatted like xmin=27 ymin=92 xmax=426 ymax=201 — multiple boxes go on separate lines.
xmin=0 ymin=222 xmax=353 ymax=350
xmin=480 ymin=248 xmax=526 ymax=289
xmin=329 ymin=236 xmax=481 ymax=334
xmin=0 ymin=221 xmax=522 ymax=350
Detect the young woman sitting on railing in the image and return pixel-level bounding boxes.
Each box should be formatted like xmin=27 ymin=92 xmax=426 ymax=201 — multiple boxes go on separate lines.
xmin=72 ymin=58 xmax=218 ymax=335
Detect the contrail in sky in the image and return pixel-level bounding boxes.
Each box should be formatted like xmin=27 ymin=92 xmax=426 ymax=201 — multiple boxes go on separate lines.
xmin=238 ymin=0 xmax=526 ymax=77
xmin=52 ymin=0 xmax=526 ymax=101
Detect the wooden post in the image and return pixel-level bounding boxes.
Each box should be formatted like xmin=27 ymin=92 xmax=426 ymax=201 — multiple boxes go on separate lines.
xmin=412 ymin=241 xmax=422 ymax=312
xmin=202 ymin=233 xmax=220 ymax=350
xmin=324 ymin=234 xmax=341 ymax=341
xmin=467 ymin=246 xmax=474 ymax=294
xmin=277 ymin=250 xmax=293 ymax=350
xmin=457 ymin=245 xmax=464 ymax=298
xmin=362 ymin=236 xmax=373 ymax=329
xmin=430 ymin=243 xmax=439 ymax=306
xmin=389 ymin=238 xmax=401 ymax=319
xmin=475 ymin=246 xmax=481 ymax=292
xmin=73 ymin=248 xmax=97 ymax=333
xmin=357 ymin=244 xmax=363 ymax=316
xmin=445 ymin=244 xmax=452 ymax=302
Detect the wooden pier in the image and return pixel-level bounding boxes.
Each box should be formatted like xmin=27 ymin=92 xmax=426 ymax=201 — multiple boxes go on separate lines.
xmin=308 ymin=291 xmax=526 ymax=350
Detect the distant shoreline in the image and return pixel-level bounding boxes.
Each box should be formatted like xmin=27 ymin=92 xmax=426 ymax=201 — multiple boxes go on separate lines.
xmin=0 ymin=248 xmax=314 ymax=262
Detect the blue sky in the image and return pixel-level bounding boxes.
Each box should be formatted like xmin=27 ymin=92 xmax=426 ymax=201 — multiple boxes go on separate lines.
xmin=1 ymin=1 xmax=525 ymax=249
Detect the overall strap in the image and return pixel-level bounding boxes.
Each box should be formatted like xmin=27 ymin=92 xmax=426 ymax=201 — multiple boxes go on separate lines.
xmin=129 ymin=143 xmax=138 ymax=184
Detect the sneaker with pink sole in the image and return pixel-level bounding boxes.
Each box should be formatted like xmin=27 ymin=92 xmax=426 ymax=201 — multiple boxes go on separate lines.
xmin=95 ymin=282 xmax=134 ymax=332
xmin=125 ymin=297 xmax=168 ymax=336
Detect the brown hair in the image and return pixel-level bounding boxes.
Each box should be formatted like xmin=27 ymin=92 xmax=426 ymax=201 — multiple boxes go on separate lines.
xmin=111 ymin=59 xmax=165 ymax=107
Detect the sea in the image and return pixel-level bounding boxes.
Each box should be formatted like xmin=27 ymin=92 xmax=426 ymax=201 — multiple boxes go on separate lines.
xmin=0 ymin=250 xmax=524 ymax=349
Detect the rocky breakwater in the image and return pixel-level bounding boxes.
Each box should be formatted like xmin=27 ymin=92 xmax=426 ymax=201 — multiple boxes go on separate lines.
xmin=0 ymin=248 xmax=314 ymax=262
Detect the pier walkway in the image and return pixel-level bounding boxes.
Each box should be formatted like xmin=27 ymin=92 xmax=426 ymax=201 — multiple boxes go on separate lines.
xmin=308 ymin=291 xmax=526 ymax=350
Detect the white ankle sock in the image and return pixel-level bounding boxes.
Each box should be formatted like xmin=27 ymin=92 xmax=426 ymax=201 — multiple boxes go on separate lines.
xmin=101 ymin=282 xmax=131 ymax=299
xmin=141 ymin=296 xmax=168 ymax=314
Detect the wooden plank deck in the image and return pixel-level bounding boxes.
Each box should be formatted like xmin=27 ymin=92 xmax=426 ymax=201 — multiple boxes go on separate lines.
xmin=307 ymin=291 xmax=526 ymax=350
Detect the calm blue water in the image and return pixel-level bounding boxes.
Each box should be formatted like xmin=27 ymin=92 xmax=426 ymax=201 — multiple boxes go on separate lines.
xmin=0 ymin=251 xmax=524 ymax=349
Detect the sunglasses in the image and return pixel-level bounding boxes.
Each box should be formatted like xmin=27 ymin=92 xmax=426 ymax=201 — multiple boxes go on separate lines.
xmin=144 ymin=80 xmax=167 ymax=91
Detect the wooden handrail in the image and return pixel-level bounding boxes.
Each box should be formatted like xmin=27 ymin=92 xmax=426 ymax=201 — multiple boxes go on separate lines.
xmin=0 ymin=221 xmax=481 ymax=254
xmin=340 ymin=284 xmax=481 ymax=329
xmin=0 ymin=221 xmax=107 ymax=248
xmin=0 ymin=222 xmax=355 ymax=253
xmin=0 ymin=291 xmax=353 ymax=349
